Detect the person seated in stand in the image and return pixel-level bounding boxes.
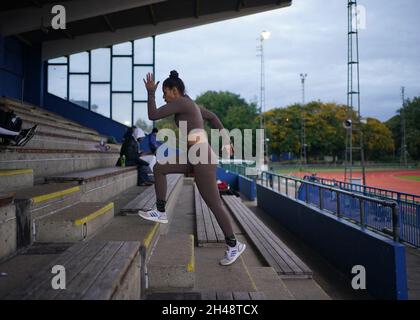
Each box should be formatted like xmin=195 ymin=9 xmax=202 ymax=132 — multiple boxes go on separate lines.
xmin=117 ymin=126 xmax=154 ymax=186
xmin=139 ymin=127 xmax=162 ymax=172
xmin=0 ymin=102 xmax=37 ymax=147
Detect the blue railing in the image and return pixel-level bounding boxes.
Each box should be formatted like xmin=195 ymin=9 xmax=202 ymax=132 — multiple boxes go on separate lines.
xmin=260 ymin=172 xmax=402 ymax=243
xmin=306 ymin=176 xmax=420 ymax=248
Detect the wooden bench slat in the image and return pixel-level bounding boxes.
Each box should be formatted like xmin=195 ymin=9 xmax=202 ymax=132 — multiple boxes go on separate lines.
xmin=6 ymin=241 xmax=90 ymax=300
xmin=229 ymin=196 xmax=308 ymax=275
xmin=201 ymin=291 xmax=217 ymax=300
xmin=232 ymin=292 xmax=251 ymax=300
xmin=249 ymin=292 xmax=266 ymax=300
xmin=202 ymin=198 xmax=218 ymax=243
xmin=223 ymin=196 xmax=312 ymax=277
xmin=208 ymin=201 xmax=225 ymax=242
xmin=225 ymin=196 xmax=294 ymax=274
xmin=82 ymin=241 xmax=141 ymax=300
xmin=122 ymin=174 xmax=181 ymax=212
xmin=216 ymin=291 xmax=233 ymax=300
xmin=194 ymin=184 xmax=225 ymax=246
xmin=227 ymin=197 xmax=312 ymax=275
xmin=26 ymin=241 xmax=108 ymax=300
xmin=226 ymin=197 xmax=300 ymax=274
xmin=54 ymin=242 xmax=124 ymax=300
xmin=194 ymin=185 xmax=207 ymax=246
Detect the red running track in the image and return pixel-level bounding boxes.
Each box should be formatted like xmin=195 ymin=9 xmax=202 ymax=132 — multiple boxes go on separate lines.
xmin=292 ymin=170 xmax=420 ymax=196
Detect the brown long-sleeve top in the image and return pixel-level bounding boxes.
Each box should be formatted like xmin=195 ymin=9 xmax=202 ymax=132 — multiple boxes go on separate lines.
xmin=147 ymin=90 xmax=229 ymax=144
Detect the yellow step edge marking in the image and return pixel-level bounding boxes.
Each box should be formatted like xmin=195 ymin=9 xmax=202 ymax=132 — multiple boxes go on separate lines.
xmin=143 ymin=223 xmax=159 ymax=250
xmin=74 ymin=202 xmax=114 ymax=226
xmin=240 ymin=255 xmax=259 ymax=292
xmin=32 ymin=186 xmax=80 ymax=204
xmin=187 ymin=234 xmax=195 ymax=273
xmin=0 ymin=169 xmax=33 ymax=177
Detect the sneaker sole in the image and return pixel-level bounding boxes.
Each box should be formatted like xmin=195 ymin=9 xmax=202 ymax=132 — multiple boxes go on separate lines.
xmin=138 ymin=211 xmax=168 ymax=224
xmin=220 ymin=243 xmax=246 ymax=266
xmin=17 ymin=127 xmax=37 ymax=147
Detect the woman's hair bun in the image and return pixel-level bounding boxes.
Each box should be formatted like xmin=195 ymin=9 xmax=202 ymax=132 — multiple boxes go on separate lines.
xmin=169 ymin=70 xmax=179 ymax=79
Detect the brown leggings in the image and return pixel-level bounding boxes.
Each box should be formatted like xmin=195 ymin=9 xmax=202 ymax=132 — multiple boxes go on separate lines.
xmin=153 ymin=144 xmax=235 ymax=238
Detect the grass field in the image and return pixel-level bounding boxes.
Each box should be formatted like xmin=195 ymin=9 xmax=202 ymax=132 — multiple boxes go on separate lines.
xmin=397 ymin=176 xmax=420 ymax=182
xmin=271 ymin=166 xmax=420 ymax=196
xmin=274 ymin=166 xmax=419 ymax=175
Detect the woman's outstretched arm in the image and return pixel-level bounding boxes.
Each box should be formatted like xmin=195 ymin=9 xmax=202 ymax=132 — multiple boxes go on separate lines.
xmin=198 ymin=105 xmax=234 ymax=156
xmin=198 ymin=106 xmax=225 ymax=131
xmin=146 ymin=90 xmax=184 ymax=120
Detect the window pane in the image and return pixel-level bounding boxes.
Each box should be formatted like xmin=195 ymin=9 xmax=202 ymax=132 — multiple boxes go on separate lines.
xmin=69 ymin=52 xmax=88 ymax=73
xmin=134 ymin=38 xmax=153 ymax=64
xmin=112 ymin=57 xmax=132 ymax=91
xmin=69 ymin=75 xmax=89 ymax=108
xmin=134 ymin=66 xmax=153 ymax=101
xmin=134 ymin=102 xmax=153 ymax=132
xmin=48 ymin=65 xmax=67 ymax=99
xmin=112 ymin=93 xmax=132 ymax=126
xmin=91 ymin=48 xmax=110 ymax=82
xmin=112 ymin=42 xmax=132 ymax=55
xmin=48 ymin=56 xmax=67 ymax=64
xmin=91 ymin=84 xmax=110 ymax=118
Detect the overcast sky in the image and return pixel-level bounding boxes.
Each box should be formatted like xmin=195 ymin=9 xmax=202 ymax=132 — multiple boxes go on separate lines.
xmin=155 ymin=0 xmax=420 ymax=122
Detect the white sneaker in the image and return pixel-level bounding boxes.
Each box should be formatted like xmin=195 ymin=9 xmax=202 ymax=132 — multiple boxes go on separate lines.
xmin=219 ymin=241 xmax=246 ymax=266
xmin=138 ymin=209 xmax=168 ymax=224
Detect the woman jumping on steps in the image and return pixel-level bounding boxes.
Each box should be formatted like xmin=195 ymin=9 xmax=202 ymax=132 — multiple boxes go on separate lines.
xmin=138 ymin=71 xmax=246 ymax=266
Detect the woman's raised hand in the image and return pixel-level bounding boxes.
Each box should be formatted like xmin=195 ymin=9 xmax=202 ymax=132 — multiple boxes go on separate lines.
xmin=143 ymin=72 xmax=160 ymax=92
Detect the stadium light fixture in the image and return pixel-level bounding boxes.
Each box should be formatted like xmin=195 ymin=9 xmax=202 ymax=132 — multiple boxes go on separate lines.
xmin=261 ymin=30 xmax=271 ymax=40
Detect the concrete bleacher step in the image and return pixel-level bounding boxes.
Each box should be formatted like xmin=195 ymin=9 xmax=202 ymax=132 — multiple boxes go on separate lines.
xmin=34 ymin=202 xmax=114 ymax=243
xmin=0 ymin=202 xmax=16 ymax=261
xmin=147 ymin=233 xmax=195 ymax=290
xmin=13 ymin=182 xmax=82 ymax=245
xmin=21 ymin=120 xmax=104 ymax=142
xmin=17 ymin=111 xmax=101 ymax=137
xmin=200 ymin=291 xmax=267 ymax=300
xmin=45 ymin=167 xmax=138 ymax=202
xmin=24 ymin=132 xmax=120 ymax=152
xmin=0 ymin=169 xmax=34 ymax=193
xmin=0 ymin=147 xmax=120 ymax=178
xmin=2 ymin=97 xmax=99 ymax=135
xmin=145 ymin=291 xmax=266 ymax=300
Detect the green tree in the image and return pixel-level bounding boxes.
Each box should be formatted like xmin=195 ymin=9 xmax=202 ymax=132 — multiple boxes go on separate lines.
xmin=195 ymin=91 xmax=259 ymax=155
xmin=362 ymin=118 xmax=395 ymax=160
xmin=386 ymin=96 xmax=420 ymax=160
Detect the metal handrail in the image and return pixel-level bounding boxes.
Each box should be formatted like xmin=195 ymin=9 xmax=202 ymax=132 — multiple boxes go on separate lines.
xmin=316 ymin=176 xmax=420 ymax=203
xmin=260 ymin=171 xmax=400 ymax=242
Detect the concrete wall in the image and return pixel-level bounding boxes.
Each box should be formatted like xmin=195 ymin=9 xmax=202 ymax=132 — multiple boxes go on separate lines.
xmin=0 ymin=204 xmax=17 ymax=261
xmin=256 ymin=184 xmax=408 ymax=300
